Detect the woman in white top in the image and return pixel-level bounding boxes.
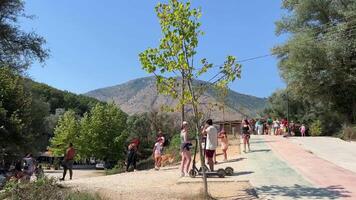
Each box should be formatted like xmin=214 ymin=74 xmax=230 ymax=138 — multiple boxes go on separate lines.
xmin=180 ymin=121 xmax=191 ymax=177
xmin=153 ymin=138 xmax=163 ymax=170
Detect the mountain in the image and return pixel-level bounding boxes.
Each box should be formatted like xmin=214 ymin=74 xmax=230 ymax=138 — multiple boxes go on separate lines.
xmin=85 ymin=76 xmax=267 ymax=120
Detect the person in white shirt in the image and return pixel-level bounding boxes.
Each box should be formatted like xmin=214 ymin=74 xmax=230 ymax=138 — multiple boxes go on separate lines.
xmin=202 ymin=119 xmax=218 ymax=171
xmin=153 ymin=138 xmax=164 ymax=170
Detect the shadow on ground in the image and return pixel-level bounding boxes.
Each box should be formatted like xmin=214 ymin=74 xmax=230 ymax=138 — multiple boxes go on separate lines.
xmin=249 ymin=149 xmax=271 ymax=153
xmin=217 ymin=158 xmax=246 ymax=165
xmin=232 ymin=171 xmax=254 ymax=176
xmin=255 ymin=184 xmax=351 ymax=199
xmin=249 ymin=140 xmax=275 ymax=144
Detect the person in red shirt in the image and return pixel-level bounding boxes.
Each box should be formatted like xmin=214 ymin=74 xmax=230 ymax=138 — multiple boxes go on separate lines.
xmin=60 ymin=143 xmax=75 ymax=181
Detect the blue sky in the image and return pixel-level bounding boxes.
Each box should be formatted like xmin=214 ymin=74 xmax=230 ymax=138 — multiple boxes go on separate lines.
xmin=24 ymin=0 xmax=286 ymax=98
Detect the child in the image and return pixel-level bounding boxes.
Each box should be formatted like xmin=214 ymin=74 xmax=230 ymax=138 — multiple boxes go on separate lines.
xmin=153 ymin=138 xmax=163 ymax=170
xmin=300 ymin=124 xmax=306 ymax=137
xmin=218 ymin=129 xmax=229 ymax=161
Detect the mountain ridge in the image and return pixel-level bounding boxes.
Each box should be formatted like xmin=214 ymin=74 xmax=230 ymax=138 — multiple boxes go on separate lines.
xmin=85 ymin=76 xmax=267 ymax=120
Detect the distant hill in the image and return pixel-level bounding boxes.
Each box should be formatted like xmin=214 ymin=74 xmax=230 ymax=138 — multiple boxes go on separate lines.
xmin=85 ymin=76 xmax=267 ymax=120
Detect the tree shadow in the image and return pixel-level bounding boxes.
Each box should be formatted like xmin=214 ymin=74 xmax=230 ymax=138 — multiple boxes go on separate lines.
xmin=254 ymin=184 xmax=351 ymax=199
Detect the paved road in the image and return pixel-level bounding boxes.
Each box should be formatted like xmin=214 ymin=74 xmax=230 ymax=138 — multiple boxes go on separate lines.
xmin=268 ymin=136 xmax=356 ymax=200
xmin=288 ymin=137 xmax=356 ymax=174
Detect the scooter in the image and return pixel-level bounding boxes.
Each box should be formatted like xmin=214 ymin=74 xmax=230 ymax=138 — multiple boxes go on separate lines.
xmin=188 ymin=136 xmax=234 ymax=178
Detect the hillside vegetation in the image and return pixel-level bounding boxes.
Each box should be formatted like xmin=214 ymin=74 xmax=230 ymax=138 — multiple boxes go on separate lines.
xmin=86 ymin=76 xmax=267 ymax=119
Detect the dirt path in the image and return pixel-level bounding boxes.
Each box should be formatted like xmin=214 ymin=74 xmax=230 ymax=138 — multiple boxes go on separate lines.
xmin=63 ymin=136 xmax=257 ymax=200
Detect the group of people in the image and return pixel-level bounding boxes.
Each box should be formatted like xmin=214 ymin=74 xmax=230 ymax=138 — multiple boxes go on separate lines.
xmin=249 ymin=118 xmax=308 ymax=137
xmin=124 ymin=117 xmax=310 ymax=175
xmin=179 ymin=119 xmax=229 ymax=177
xmin=1 ymin=153 xmax=44 ymax=185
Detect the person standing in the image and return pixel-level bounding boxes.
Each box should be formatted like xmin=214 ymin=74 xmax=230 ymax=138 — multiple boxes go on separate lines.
xmin=60 ymin=143 xmax=75 ymax=181
xmin=126 ymin=139 xmax=139 ymax=172
xmin=202 ymin=119 xmax=218 ymax=172
xmin=267 ymin=117 xmax=273 ymax=135
xmin=241 ymin=119 xmax=251 ymax=153
xmin=153 ymin=138 xmax=164 ymax=170
xmin=218 ymin=129 xmax=229 ymax=161
xmin=23 ymin=153 xmax=35 ymax=181
xmin=300 ymin=124 xmax=306 ymax=137
xmin=180 ymin=121 xmax=192 ymax=177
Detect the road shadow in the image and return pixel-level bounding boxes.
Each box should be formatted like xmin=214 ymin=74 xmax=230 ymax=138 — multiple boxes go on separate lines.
xmin=249 ymin=149 xmax=271 ymax=153
xmin=232 ymin=171 xmax=254 ymax=177
xmin=254 ymin=184 xmax=351 ymax=199
xmin=250 ymin=140 xmax=275 ymax=144
xmin=217 ymin=157 xmax=246 ymax=165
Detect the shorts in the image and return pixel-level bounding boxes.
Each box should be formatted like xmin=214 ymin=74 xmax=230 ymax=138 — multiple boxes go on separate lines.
xmin=63 ymin=160 xmax=74 ymax=169
xmin=180 ymin=142 xmax=192 ymax=152
xmin=205 ymin=150 xmax=215 ymax=158
xmin=242 ymin=133 xmax=250 ymax=140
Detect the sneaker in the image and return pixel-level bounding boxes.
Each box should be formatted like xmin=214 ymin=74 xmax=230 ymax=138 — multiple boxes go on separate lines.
xmin=59 ymin=178 xmax=64 ymax=181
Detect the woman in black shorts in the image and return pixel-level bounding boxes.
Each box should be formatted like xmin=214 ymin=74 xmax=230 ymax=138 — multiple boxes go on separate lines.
xmin=180 ymin=121 xmax=192 ymax=177
xmin=242 ymin=119 xmax=251 ymax=153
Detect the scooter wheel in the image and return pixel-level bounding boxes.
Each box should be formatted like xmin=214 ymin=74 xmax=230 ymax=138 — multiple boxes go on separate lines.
xmin=189 ymin=169 xmax=197 ymax=178
xmin=217 ymin=168 xmax=226 ymax=178
xmin=225 ymin=167 xmax=234 ymax=176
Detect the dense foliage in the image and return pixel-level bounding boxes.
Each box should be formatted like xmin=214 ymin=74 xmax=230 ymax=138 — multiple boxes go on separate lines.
xmin=266 ymin=0 xmax=356 ymax=135
xmin=0 ymin=0 xmax=49 ymax=72
xmin=0 ymin=67 xmax=103 ymax=163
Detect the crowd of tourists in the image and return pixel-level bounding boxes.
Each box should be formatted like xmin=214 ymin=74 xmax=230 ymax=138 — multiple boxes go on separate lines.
xmin=173 ymin=117 xmax=308 ymax=176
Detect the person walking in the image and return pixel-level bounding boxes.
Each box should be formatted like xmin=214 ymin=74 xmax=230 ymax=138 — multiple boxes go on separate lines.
xmin=153 ymin=137 xmax=164 ymax=170
xmin=202 ymin=119 xmax=218 ymax=172
xmin=180 ymin=121 xmax=192 ymax=177
xmin=126 ymin=139 xmax=139 ymax=172
xmin=241 ymin=119 xmax=251 ymax=153
xmin=218 ymin=129 xmax=229 ymax=161
xmin=60 ymin=143 xmax=75 ymax=181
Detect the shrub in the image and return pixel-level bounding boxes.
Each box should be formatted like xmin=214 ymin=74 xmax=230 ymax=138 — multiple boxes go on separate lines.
xmin=310 ymin=120 xmax=323 ymax=136
xmin=341 ymin=124 xmax=356 ymax=141
xmin=0 ymin=176 xmax=101 ymax=200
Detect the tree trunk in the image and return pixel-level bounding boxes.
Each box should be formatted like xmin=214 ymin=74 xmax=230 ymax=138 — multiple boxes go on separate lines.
xmin=186 ymin=78 xmax=208 ymax=198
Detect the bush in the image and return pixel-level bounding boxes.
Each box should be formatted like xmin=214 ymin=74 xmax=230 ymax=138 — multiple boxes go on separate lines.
xmin=341 ymin=124 xmax=356 ymax=141
xmin=0 ymin=176 xmax=101 ymax=200
xmin=310 ymin=120 xmax=323 ymax=136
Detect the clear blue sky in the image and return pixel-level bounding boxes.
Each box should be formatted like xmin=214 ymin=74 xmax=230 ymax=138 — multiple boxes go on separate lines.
xmin=24 ymin=0 xmax=286 ymax=98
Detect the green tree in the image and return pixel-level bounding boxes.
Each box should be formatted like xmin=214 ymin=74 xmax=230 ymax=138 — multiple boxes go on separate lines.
xmin=139 ymin=0 xmax=241 ymax=196
xmin=0 ymin=0 xmax=49 ymax=72
xmin=273 ymin=0 xmax=356 ymax=123
xmin=50 ymin=110 xmax=79 ymax=157
xmin=79 ymin=103 xmax=128 ymax=161
xmin=0 ymin=67 xmax=32 ymax=160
